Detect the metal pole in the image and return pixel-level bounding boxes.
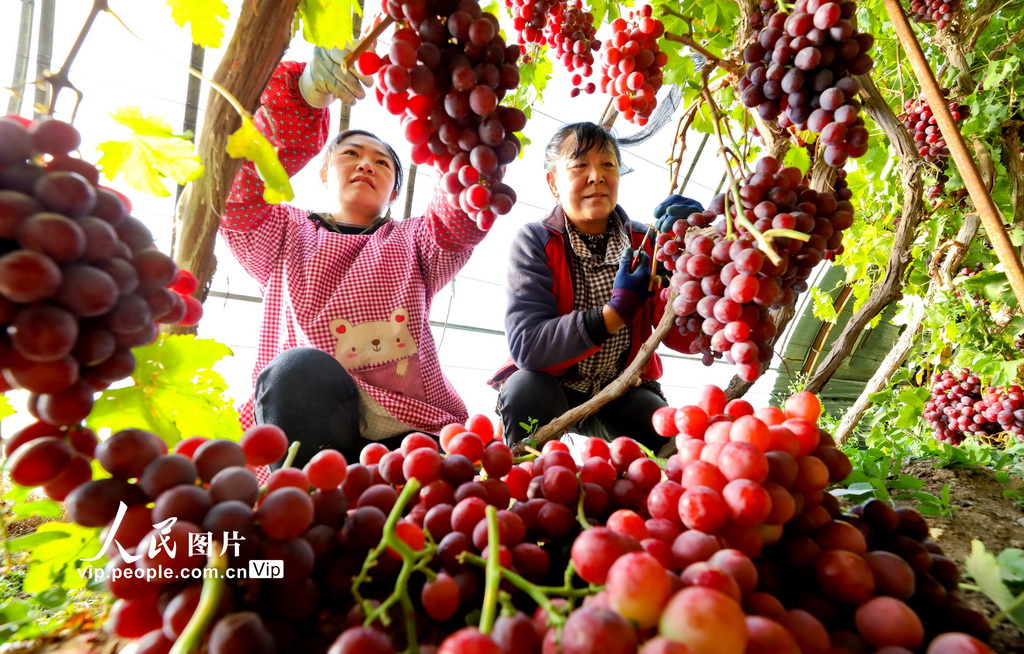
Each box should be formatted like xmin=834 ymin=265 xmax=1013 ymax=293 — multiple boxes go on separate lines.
xmin=176 ymin=42 xmax=205 ymax=205
xmin=882 ymin=0 xmax=1024 ymax=307
xmin=33 ymin=0 xmax=54 ymax=118
xmin=7 ymin=0 xmax=35 ymax=116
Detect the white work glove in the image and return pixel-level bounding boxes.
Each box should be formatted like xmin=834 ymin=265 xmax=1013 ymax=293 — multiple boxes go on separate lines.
xmin=298 ymin=46 xmax=373 ymax=109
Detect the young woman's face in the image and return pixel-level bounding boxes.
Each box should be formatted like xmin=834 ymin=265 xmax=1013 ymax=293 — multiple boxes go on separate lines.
xmin=322 ymin=134 xmax=398 ymax=222
xmin=546 ymin=141 xmax=620 ymax=232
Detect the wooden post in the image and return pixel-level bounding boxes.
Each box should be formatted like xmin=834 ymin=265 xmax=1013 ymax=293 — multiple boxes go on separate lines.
xmin=882 ymin=0 xmax=1024 ymax=308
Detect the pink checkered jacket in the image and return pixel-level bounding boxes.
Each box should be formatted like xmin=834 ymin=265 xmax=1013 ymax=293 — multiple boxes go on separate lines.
xmin=220 ymin=61 xmax=485 ymax=441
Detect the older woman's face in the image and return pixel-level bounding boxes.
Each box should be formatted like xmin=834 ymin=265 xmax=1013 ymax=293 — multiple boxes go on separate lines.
xmin=546 ymin=140 xmax=620 ymax=232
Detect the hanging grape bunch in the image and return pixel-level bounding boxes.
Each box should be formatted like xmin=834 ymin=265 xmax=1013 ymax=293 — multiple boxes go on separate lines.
xmin=740 ymin=0 xmax=875 ymax=168
xmin=597 ymin=5 xmax=667 ymax=126
xmin=899 ymin=92 xmax=969 ymax=201
xmin=355 ymin=0 xmax=528 ymax=231
xmin=547 ymin=1 xmax=601 ymax=97
xmin=908 ymin=0 xmax=957 ymax=29
xmin=504 ymin=0 xmax=558 ymax=44
xmin=0 ymin=116 xmax=201 ymax=426
xmin=655 ymin=155 xmax=855 ymax=381
xmin=924 ymin=369 xmax=1024 ymax=444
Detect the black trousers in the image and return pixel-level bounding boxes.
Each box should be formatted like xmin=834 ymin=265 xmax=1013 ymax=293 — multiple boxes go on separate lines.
xmin=254 ymin=347 xmax=406 ymax=468
xmin=495 ymin=369 xmax=668 ymax=452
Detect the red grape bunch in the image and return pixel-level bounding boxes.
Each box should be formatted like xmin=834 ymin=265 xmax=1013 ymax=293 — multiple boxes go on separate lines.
xmin=655 ymin=155 xmax=856 ymax=381
xmin=545 ymin=1 xmax=600 ymax=97
xmin=597 ymin=5 xmax=667 ymax=126
xmin=899 ymin=93 xmax=969 ymax=164
xmin=908 ymin=0 xmax=957 ymax=29
xmin=975 ymin=385 xmax=1024 ymax=441
xmin=739 ymin=0 xmax=875 ymax=168
xmin=0 ymin=115 xmax=202 ymax=430
xmin=355 ymin=0 xmax=528 ymax=231
xmin=503 ymin=0 xmax=559 ymax=45
xmin=899 ymin=92 xmax=969 ymax=201
xmin=923 ymin=369 xmax=995 ymax=445
xmin=19 ymin=380 xmax=997 ymax=653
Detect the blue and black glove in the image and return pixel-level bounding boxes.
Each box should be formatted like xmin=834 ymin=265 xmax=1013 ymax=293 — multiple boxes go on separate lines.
xmin=607 ymin=247 xmax=654 ymax=322
xmin=653 ymin=195 xmax=705 ymax=234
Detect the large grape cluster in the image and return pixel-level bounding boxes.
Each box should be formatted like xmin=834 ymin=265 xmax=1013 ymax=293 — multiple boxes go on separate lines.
xmin=900 ymin=93 xmax=969 ymax=164
xmin=908 ymin=0 xmax=957 ymax=29
xmin=739 ymin=0 xmax=875 ymax=168
xmin=356 ymin=0 xmax=527 ymax=231
xmin=501 ymin=0 xmax=600 ymax=95
xmin=923 ymin=369 xmax=993 ymax=444
xmin=924 ymin=369 xmax=1024 ymax=444
xmin=899 ymin=93 xmax=969 ymax=201
xmin=9 ymin=386 xmax=995 ymax=652
xmin=547 ymin=2 xmax=600 ymax=97
xmin=597 ymin=6 xmax=667 ymax=126
xmin=656 ymin=155 xmax=856 ymax=381
xmin=0 ymin=116 xmax=200 ymax=430
xmin=976 ymin=385 xmax=1024 ymax=441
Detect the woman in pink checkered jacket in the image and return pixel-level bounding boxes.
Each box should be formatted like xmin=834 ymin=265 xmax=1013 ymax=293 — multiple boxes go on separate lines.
xmin=221 ymin=48 xmax=488 ymax=467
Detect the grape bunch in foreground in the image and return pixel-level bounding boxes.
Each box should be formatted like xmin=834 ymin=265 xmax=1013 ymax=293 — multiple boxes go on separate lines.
xmin=11 ymin=384 xmax=992 ymax=653
xmin=740 ymin=0 xmax=875 ymax=167
xmin=0 ymin=114 xmax=201 ymax=492
xmin=356 ymin=0 xmax=527 ymax=231
xmin=655 ymin=155 xmax=856 ymax=381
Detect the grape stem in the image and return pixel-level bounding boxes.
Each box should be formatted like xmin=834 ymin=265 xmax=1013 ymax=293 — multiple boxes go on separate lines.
xmin=700 ymin=68 xmax=784 ymax=265
xmin=479 ymin=505 xmax=501 ymax=635
xmin=168 ymin=547 xmax=228 ymax=654
xmin=280 ymin=441 xmax=301 ymax=469
xmin=344 ymin=16 xmax=396 ymax=70
xmin=667 ymin=101 xmax=704 ymax=195
xmin=661 ymin=29 xmax=743 ymax=78
xmin=576 ymin=485 xmax=591 ymax=529
xmin=352 ymin=477 xmax=423 ymax=622
xmin=459 ymin=552 xmax=592 ymax=627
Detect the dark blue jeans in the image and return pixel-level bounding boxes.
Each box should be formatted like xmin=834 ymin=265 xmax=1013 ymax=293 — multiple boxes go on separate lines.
xmin=496 ymin=369 xmax=668 ymax=452
xmin=254 ymin=347 xmax=406 ymax=468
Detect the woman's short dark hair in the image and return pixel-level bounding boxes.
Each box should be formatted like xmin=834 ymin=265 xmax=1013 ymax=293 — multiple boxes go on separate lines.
xmin=320 ymin=129 xmax=404 ymax=196
xmin=543 ymin=122 xmax=621 ymax=173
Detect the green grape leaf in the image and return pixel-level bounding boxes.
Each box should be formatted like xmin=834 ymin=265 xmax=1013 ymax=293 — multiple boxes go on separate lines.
xmin=21 ymin=522 xmax=103 ymax=595
xmin=167 ymin=0 xmax=230 ymax=48
xmin=226 ymin=116 xmax=294 ymax=204
xmin=87 ymin=335 xmax=241 ymax=450
xmin=810 ymin=286 xmax=839 ymax=323
xmin=1010 ymin=227 xmax=1024 ymax=247
xmin=0 ymin=395 xmax=13 ymax=420
xmin=10 ymin=499 xmax=63 ymax=520
xmin=96 ymin=107 xmax=204 ymax=198
xmin=965 ymin=540 xmax=1024 ymax=631
xmin=997 ymin=549 xmax=1024 ymax=583
xmin=296 ymin=0 xmax=361 ymax=49
xmin=784 ymin=146 xmax=811 ymax=176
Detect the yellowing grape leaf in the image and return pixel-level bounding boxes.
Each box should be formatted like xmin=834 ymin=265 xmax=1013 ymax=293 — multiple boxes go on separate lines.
xmin=88 ymin=334 xmax=242 ymax=450
xmin=226 ymin=116 xmax=294 ymax=204
xmin=167 ymin=0 xmax=230 ymax=49
xmin=0 ymin=395 xmax=13 ymax=420
xmin=96 ymin=106 xmax=204 ymax=197
xmin=22 ymin=522 xmax=103 ymax=594
xmin=297 ymin=0 xmax=361 ymax=49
